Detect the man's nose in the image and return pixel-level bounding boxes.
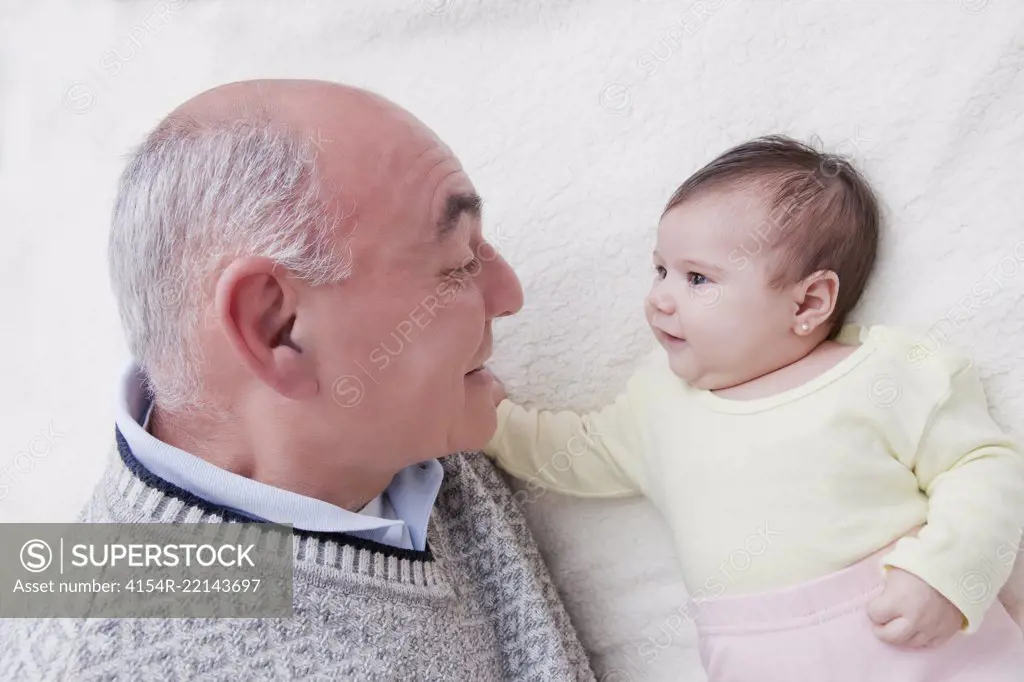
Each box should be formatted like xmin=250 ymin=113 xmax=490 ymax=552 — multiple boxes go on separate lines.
xmin=481 ymin=245 xmax=524 ymax=319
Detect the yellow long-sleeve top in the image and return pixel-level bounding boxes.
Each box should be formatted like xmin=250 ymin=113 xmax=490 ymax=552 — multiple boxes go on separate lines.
xmin=485 ymin=325 xmax=1024 ymax=631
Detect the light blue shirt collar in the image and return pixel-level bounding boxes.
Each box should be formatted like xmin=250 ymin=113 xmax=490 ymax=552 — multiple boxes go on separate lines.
xmin=114 ymin=363 xmax=444 ymax=551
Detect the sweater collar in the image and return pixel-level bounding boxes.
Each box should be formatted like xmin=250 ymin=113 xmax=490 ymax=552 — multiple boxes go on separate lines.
xmin=98 ymin=428 xmax=446 ymax=588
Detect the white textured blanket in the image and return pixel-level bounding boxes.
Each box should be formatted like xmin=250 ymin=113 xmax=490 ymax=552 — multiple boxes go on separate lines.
xmin=2 ymin=1 xmax=1022 ymax=679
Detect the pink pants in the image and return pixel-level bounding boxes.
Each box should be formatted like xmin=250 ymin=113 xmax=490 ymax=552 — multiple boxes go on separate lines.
xmin=695 ymin=549 xmax=1024 ymax=682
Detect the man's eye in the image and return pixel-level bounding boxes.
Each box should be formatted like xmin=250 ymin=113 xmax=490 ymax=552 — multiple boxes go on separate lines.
xmin=449 ymin=257 xmax=481 ymax=280
xmin=654 ymin=265 xmax=667 ymax=279
xmin=687 ymin=272 xmax=708 ymax=286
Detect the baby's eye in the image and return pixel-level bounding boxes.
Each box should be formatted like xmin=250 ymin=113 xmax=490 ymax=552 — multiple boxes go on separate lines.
xmin=687 ymin=272 xmax=709 ymax=286
xmin=654 ymin=265 xmax=667 ymax=279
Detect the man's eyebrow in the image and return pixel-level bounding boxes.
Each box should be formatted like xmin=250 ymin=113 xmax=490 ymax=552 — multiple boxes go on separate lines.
xmin=436 ymin=192 xmax=483 ymax=240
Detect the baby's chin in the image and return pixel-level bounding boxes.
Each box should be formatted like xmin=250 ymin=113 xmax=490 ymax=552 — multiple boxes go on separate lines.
xmin=667 ymin=357 xmax=731 ymax=391
xmin=666 ymin=356 xmax=700 ymax=386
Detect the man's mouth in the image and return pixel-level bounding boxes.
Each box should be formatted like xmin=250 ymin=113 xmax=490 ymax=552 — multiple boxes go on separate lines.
xmin=464 ymin=365 xmax=493 ymax=384
xmin=465 ymin=358 xmax=490 ymax=376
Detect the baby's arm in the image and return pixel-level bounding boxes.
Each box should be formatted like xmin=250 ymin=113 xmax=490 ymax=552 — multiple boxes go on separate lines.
xmin=484 ymin=358 xmax=656 ymax=498
xmin=881 ymin=351 xmax=1024 ymax=633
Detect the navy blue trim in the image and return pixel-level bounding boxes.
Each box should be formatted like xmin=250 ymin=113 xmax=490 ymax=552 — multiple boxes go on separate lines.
xmin=113 ymin=427 xmax=434 ymax=563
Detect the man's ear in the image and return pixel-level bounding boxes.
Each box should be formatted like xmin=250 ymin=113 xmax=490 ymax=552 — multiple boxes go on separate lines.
xmin=214 ymin=257 xmax=318 ymax=399
xmin=792 ymin=269 xmax=839 ymax=336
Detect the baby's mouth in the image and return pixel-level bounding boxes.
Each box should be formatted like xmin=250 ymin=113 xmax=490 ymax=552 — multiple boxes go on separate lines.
xmin=656 ymin=328 xmax=687 ymax=345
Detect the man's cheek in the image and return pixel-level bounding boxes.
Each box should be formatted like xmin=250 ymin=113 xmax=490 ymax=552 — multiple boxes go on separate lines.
xmin=440 ymin=292 xmax=486 ymax=338
xmin=437 ymin=277 xmax=460 ymax=304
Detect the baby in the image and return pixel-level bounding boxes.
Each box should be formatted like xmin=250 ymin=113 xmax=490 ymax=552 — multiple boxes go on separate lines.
xmin=485 ymin=136 xmax=1024 ymax=681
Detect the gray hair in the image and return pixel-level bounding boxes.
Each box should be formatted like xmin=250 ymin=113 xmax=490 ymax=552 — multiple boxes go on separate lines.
xmin=108 ymin=115 xmax=352 ymax=412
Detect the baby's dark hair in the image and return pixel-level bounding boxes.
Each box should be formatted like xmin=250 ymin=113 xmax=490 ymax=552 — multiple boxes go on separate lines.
xmin=663 ymin=135 xmax=880 ymax=339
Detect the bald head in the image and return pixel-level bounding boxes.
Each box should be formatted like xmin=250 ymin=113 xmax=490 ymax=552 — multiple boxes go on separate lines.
xmin=165 ymin=79 xmax=452 ymax=206
xmin=164 ymin=79 xmax=479 ymax=245
xmin=169 ymin=80 xmax=413 ymax=148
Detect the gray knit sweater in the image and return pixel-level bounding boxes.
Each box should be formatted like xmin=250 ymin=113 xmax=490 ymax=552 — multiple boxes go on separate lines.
xmin=0 ymin=431 xmax=594 ymax=681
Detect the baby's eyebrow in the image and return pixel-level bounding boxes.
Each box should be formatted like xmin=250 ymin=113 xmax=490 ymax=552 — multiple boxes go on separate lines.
xmin=652 ymin=250 xmax=725 ymax=276
xmin=674 ymin=258 xmax=724 ymax=275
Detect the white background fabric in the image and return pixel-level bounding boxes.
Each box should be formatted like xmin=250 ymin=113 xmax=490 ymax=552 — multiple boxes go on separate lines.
xmin=2 ymin=1 xmax=1022 ymax=678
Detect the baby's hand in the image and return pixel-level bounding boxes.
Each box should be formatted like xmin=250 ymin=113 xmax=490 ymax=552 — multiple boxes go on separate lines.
xmin=867 ymin=568 xmax=964 ymax=648
xmin=491 ymin=371 xmax=507 ymax=406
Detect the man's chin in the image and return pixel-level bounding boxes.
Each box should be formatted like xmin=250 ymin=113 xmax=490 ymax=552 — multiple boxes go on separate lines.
xmin=450 ymin=405 xmax=498 ymax=453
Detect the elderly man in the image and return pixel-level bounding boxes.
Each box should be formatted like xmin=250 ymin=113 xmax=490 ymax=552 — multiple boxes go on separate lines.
xmin=0 ymin=80 xmax=593 ymax=680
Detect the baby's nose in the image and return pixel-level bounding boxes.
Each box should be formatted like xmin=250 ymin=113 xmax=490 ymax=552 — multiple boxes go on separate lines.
xmin=647 ymin=289 xmax=676 ymax=314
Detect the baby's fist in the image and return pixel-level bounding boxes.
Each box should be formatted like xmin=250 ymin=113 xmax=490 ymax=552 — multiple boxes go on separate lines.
xmin=867 ymin=568 xmax=964 ymax=648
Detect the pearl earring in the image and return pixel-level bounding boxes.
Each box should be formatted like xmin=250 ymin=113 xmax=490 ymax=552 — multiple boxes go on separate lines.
xmin=800 ymin=322 xmax=810 ymax=332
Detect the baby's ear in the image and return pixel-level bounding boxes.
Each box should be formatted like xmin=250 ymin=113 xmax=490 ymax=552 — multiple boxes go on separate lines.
xmin=793 ymin=269 xmax=839 ymax=334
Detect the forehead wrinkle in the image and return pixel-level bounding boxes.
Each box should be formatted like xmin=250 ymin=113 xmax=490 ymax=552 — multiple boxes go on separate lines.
xmin=384 ymin=142 xmax=455 ymax=224
xmin=359 ymin=139 xmax=448 ymax=238
xmin=398 ymin=142 xmax=453 ymax=193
